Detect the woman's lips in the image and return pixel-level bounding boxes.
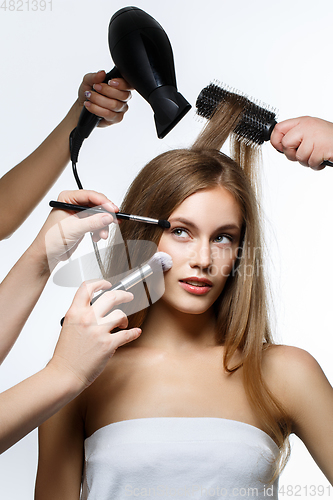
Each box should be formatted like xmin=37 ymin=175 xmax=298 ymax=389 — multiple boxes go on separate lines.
xmin=179 ymin=277 xmax=213 ymax=295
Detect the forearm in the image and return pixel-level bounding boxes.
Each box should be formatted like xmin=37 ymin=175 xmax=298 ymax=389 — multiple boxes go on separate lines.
xmin=0 ymin=100 xmax=81 ymax=240
xmin=0 ymin=244 xmax=50 ymax=363
xmin=0 ymin=188 xmax=119 ymax=363
xmin=0 ymin=363 xmax=84 ymax=454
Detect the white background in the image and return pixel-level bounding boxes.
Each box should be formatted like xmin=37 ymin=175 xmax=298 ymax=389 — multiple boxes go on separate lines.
xmin=1 ymin=0 xmax=333 ymax=498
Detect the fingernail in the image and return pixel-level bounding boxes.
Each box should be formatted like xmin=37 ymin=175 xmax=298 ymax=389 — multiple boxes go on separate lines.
xmin=85 ymin=90 xmax=92 ymax=99
xmin=108 ymin=79 xmax=119 ymax=87
xmin=93 ymin=84 xmax=102 ymax=91
xmin=102 ymin=215 xmax=113 ymax=225
xmin=100 ymin=229 xmax=109 ymax=239
xmin=84 ymin=101 xmax=91 ymax=108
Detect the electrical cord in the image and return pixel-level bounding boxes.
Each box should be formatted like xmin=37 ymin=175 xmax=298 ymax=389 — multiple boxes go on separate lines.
xmin=71 ymin=156 xmax=107 ymax=280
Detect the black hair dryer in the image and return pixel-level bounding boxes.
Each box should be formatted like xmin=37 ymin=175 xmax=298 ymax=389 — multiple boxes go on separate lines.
xmin=70 ymin=6 xmax=191 ymax=163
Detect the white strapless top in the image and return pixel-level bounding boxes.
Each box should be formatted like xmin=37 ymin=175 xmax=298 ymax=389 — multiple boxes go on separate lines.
xmin=81 ymin=417 xmax=279 ymax=500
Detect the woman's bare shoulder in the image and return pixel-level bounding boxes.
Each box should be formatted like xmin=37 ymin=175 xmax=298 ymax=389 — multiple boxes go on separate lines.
xmin=262 ymin=344 xmax=330 ymax=418
xmin=263 ymin=343 xmax=319 ymax=366
xmin=262 ymin=343 xmax=321 ymax=375
xmin=262 ymin=344 xmax=323 ymax=387
xmin=263 ymin=345 xmax=333 ymax=480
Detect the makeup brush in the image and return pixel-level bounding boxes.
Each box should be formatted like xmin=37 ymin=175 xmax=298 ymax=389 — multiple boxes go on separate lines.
xmin=49 ymin=201 xmax=170 ymax=229
xmin=60 ymin=252 xmax=173 ymax=325
xmin=90 ymin=251 xmax=173 ymax=303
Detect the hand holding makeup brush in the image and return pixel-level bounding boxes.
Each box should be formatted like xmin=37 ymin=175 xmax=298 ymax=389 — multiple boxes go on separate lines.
xmin=31 ymin=189 xmax=118 ymax=272
xmin=0 ymin=278 xmax=141 ymax=454
xmin=0 ymin=186 xmax=141 ymax=453
xmin=270 ymin=116 xmax=333 ymax=170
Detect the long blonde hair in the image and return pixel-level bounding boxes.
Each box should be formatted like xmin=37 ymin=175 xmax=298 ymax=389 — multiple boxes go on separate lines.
xmin=105 ymin=97 xmax=291 ymax=478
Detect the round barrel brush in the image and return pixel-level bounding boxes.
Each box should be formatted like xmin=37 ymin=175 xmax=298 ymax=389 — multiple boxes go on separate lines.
xmin=196 ymin=82 xmax=333 ymax=167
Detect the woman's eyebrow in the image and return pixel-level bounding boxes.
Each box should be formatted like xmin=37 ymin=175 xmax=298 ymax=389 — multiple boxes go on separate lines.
xmin=168 ymin=217 xmax=241 ymax=232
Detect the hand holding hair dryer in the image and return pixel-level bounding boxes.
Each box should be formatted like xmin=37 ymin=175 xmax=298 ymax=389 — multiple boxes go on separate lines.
xmin=70 ymin=6 xmax=191 ymax=163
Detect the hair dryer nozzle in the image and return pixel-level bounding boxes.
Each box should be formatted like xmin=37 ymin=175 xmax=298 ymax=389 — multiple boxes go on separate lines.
xmin=148 ymin=86 xmax=191 ymax=139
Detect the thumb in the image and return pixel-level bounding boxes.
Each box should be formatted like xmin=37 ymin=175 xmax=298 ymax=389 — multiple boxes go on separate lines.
xmin=93 ymin=70 xmax=107 ymax=84
xmin=78 ymin=71 xmax=106 ymax=104
xmin=83 ymin=71 xmax=106 ymax=88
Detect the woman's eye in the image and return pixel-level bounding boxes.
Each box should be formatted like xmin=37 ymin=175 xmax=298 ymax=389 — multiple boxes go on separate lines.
xmin=172 ymin=228 xmax=188 ymax=238
xmin=214 ymin=234 xmax=232 ymax=244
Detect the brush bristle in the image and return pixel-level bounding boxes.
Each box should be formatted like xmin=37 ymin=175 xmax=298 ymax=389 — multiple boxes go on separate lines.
xmin=196 ymin=83 xmax=247 ymax=119
xmin=158 ymin=219 xmax=171 ymax=229
xmin=148 ymin=252 xmax=173 ymax=273
xmin=196 ymin=82 xmax=278 ymax=146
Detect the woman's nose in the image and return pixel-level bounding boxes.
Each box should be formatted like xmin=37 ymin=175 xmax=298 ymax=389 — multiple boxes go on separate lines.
xmin=188 ymin=240 xmax=212 ymax=270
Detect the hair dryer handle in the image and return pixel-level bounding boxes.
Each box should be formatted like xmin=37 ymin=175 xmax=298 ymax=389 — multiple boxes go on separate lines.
xmin=104 ymin=66 xmax=122 ymax=82
xmin=70 ymin=66 xmax=123 ymax=163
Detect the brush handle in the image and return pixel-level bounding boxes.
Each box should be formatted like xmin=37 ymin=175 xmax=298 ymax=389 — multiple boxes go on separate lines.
xmin=49 ymin=201 xmax=170 ymax=228
xmin=60 ymin=262 xmax=154 ymax=325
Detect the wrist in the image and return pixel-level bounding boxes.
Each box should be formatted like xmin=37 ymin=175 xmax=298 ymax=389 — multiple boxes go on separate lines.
xmin=22 ymin=241 xmax=52 ymax=281
xmin=65 ymin=99 xmax=83 ymax=128
xmin=29 ymin=218 xmax=67 ymax=275
xmin=44 ymin=359 xmax=87 ymax=399
xmin=25 ymin=240 xmax=52 ymax=278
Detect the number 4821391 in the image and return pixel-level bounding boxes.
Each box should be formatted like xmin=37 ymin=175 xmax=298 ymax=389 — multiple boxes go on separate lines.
xmin=0 ymin=1 xmax=52 ymax=11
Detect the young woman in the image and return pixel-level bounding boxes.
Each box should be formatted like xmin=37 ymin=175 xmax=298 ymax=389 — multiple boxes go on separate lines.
xmin=35 ymin=100 xmax=333 ymax=499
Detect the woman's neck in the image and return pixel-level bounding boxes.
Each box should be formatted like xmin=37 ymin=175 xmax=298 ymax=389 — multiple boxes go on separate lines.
xmin=135 ymin=300 xmax=218 ymax=352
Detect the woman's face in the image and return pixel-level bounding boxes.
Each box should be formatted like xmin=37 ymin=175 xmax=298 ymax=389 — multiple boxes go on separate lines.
xmin=157 ymin=186 xmax=243 ymax=316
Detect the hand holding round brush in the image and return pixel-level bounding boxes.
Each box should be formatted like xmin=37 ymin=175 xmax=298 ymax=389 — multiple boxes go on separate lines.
xmin=270 ymin=116 xmax=333 ymax=170
xmin=196 ymin=83 xmax=333 ymax=170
